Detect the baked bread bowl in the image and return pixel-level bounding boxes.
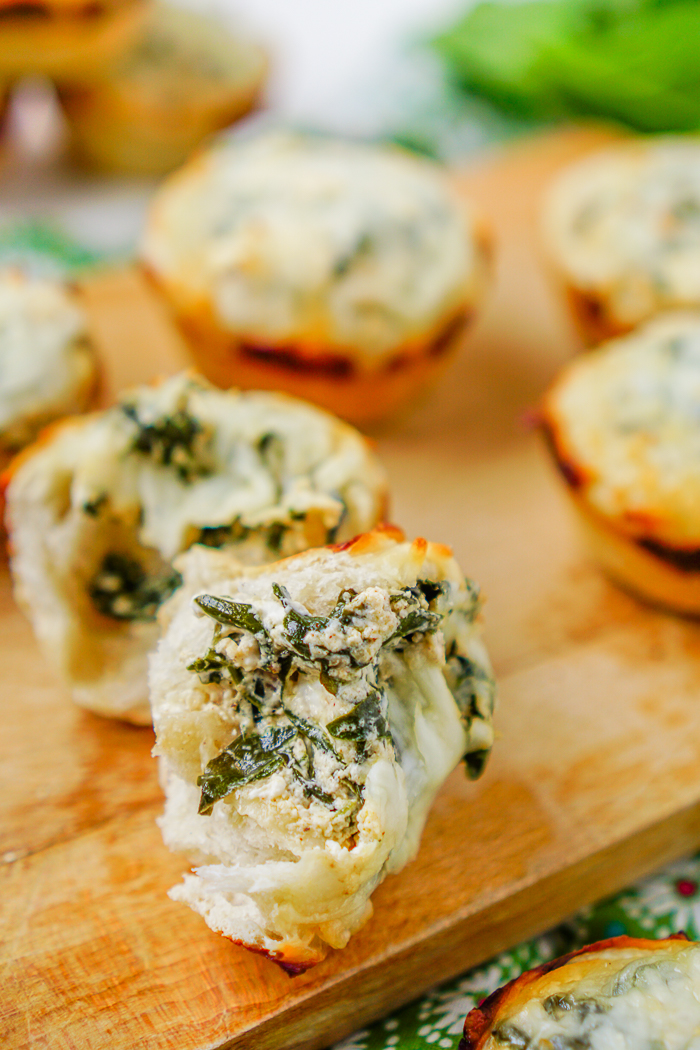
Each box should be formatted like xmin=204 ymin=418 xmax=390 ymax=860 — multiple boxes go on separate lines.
xmin=461 ymin=933 xmax=697 ymax=1050
xmin=60 ymin=2 xmax=266 ymax=176
xmin=543 ymin=138 xmax=700 ymax=343
xmin=541 ymin=313 xmax=700 ymax=614
xmin=0 ymin=0 xmax=150 ymax=82
xmin=0 ymin=268 xmax=97 ymax=467
xmin=152 ymin=527 xmax=496 ymax=971
xmin=141 ymin=131 xmax=490 ymax=427
xmin=3 ymin=372 xmax=387 ymax=723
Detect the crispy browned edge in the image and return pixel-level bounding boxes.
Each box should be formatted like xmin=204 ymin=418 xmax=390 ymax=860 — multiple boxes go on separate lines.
xmin=539 ymin=410 xmax=700 ymax=574
xmin=222 ymin=935 xmax=320 ymax=977
xmin=0 ymin=0 xmax=137 ymax=20
xmin=460 ymin=933 xmax=692 ymax=1050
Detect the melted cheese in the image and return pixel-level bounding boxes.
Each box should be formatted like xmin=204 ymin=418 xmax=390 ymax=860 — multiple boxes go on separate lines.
xmin=486 ymin=943 xmax=700 ymax=1050
xmin=545 ymin=140 xmax=700 ymax=327
xmin=0 ymin=270 xmax=94 ymax=452
xmin=142 ymin=132 xmax=480 ymax=361
xmin=152 ymin=531 xmax=496 ymax=965
xmin=5 ymin=373 xmax=386 ymax=721
xmin=544 ymin=312 xmax=700 ymax=547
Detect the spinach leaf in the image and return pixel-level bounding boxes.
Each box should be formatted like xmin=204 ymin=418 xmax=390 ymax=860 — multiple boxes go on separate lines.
xmin=257 ymin=432 xmax=285 ymax=499
xmin=390 ymin=607 xmax=441 ymax=641
xmin=445 ymin=651 xmax=493 ymax=720
xmin=327 ymin=691 xmax=392 ymax=747
xmin=464 ymin=749 xmax=491 ymax=781
xmin=194 ymin=594 xmax=266 ymax=636
xmin=417 ymin=579 xmax=447 ymax=604
xmin=272 ymin=583 xmax=329 ymax=658
xmin=265 ymin=521 xmax=289 ymax=554
xmin=187 ymin=647 xmax=243 ymax=685
xmin=123 ymin=403 xmax=211 ymax=482
xmin=284 ymin=708 xmax=340 ymax=759
xmin=197 ymin=519 xmax=251 ymax=548
xmin=197 ymin=725 xmax=296 ymax=814
xmin=89 ymin=552 xmax=182 ymax=622
xmin=82 ymin=492 xmax=107 ymax=518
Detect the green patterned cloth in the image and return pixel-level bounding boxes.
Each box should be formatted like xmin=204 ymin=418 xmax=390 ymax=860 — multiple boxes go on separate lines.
xmin=332 ymin=854 xmax=700 ymax=1049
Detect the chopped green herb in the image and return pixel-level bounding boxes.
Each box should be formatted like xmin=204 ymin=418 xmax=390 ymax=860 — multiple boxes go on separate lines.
xmin=197 ymin=725 xmax=296 ymax=814
xmin=391 ymin=607 xmax=441 ymax=641
xmin=543 ymin=995 xmax=606 ymax=1021
xmin=197 ymin=518 xmax=251 ymax=548
xmin=327 ymin=691 xmax=392 ymax=751
xmin=89 ymin=552 xmax=182 ymax=622
xmin=198 ymin=711 xmax=360 ymax=815
xmin=122 ymin=403 xmax=212 ymax=482
xmin=257 ymin=432 xmax=285 ymax=499
xmin=464 ymin=749 xmax=491 ymax=781
xmin=82 ymin=493 xmax=107 ymax=518
xmin=187 ymin=647 xmax=243 ymax=685
xmin=272 ymin=582 xmax=329 ymax=658
xmin=417 ymin=578 xmax=447 ymax=604
xmin=492 ymin=1024 xmax=531 ymax=1050
xmin=320 ymin=668 xmax=339 ymax=695
xmin=284 ymin=708 xmax=340 ymax=759
xmin=444 ymin=645 xmax=496 ymax=777
xmin=265 ymin=521 xmax=289 ymax=554
xmin=194 ymin=593 xmax=266 ymax=636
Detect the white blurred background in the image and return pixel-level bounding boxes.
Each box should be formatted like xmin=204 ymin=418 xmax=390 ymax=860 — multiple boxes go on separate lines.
xmin=0 ymin=0 xmax=488 ymax=255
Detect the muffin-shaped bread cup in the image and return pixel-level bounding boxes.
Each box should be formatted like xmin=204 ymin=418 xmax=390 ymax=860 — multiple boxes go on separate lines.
xmin=60 ymin=2 xmax=266 ymax=176
xmin=151 ymin=527 xmax=496 ymax=972
xmin=0 ymin=0 xmax=150 ymax=81
xmin=461 ymin=934 xmax=698 ymax=1050
xmin=0 ymin=269 xmax=97 ymax=468
xmin=141 ymin=132 xmax=490 ymax=427
xmin=3 ymin=372 xmax=387 ymax=724
xmin=543 ymin=138 xmax=700 ymax=343
xmin=541 ymin=313 xmax=700 ymax=615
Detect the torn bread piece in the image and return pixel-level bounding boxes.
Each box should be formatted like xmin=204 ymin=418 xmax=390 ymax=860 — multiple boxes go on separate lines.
xmin=4 ymin=372 xmax=387 ymax=723
xmin=151 ymin=527 xmax=496 ymax=972
xmin=461 ymin=934 xmax=699 ymax=1050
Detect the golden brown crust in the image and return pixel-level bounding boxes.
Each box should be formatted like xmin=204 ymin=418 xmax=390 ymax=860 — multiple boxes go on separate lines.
xmin=564 ymin=285 xmax=636 ymax=346
xmin=460 ymin=934 xmax=692 ymax=1050
xmin=0 ymin=0 xmax=148 ymax=80
xmin=222 ymin=935 xmax=321 ymax=977
xmin=541 ymin=413 xmax=700 ymax=614
xmin=144 ymin=276 xmax=475 ymax=427
xmin=59 ymin=5 xmax=267 ymax=176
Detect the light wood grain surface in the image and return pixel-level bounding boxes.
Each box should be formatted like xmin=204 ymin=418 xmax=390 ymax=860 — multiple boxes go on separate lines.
xmin=6 ymin=125 xmax=700 ymax=1050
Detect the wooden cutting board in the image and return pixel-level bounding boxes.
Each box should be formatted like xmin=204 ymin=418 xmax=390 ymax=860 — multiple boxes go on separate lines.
xmin=5 ymin=125 xmax=700 ymax=1050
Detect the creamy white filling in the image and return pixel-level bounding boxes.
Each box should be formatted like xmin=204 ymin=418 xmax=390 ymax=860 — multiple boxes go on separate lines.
xmin=0 ymin=271 xmax=91 ymax=445
xmin=143 ymin=133 xmax=478 ymax=358
xmin=546 ymin=312 xmax=700 ymax=545
xmin=491 ymin=945 xmax=700 ymax=1050
xmin=546 ymin=142 xmax=700 ymax=324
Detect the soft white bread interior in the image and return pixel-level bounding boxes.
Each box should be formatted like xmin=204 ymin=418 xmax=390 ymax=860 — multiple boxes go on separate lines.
xmin=4 ymin=372 xmax=387 ymax=723
xmin=151 ymin=528 xmax=496 ymax=971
